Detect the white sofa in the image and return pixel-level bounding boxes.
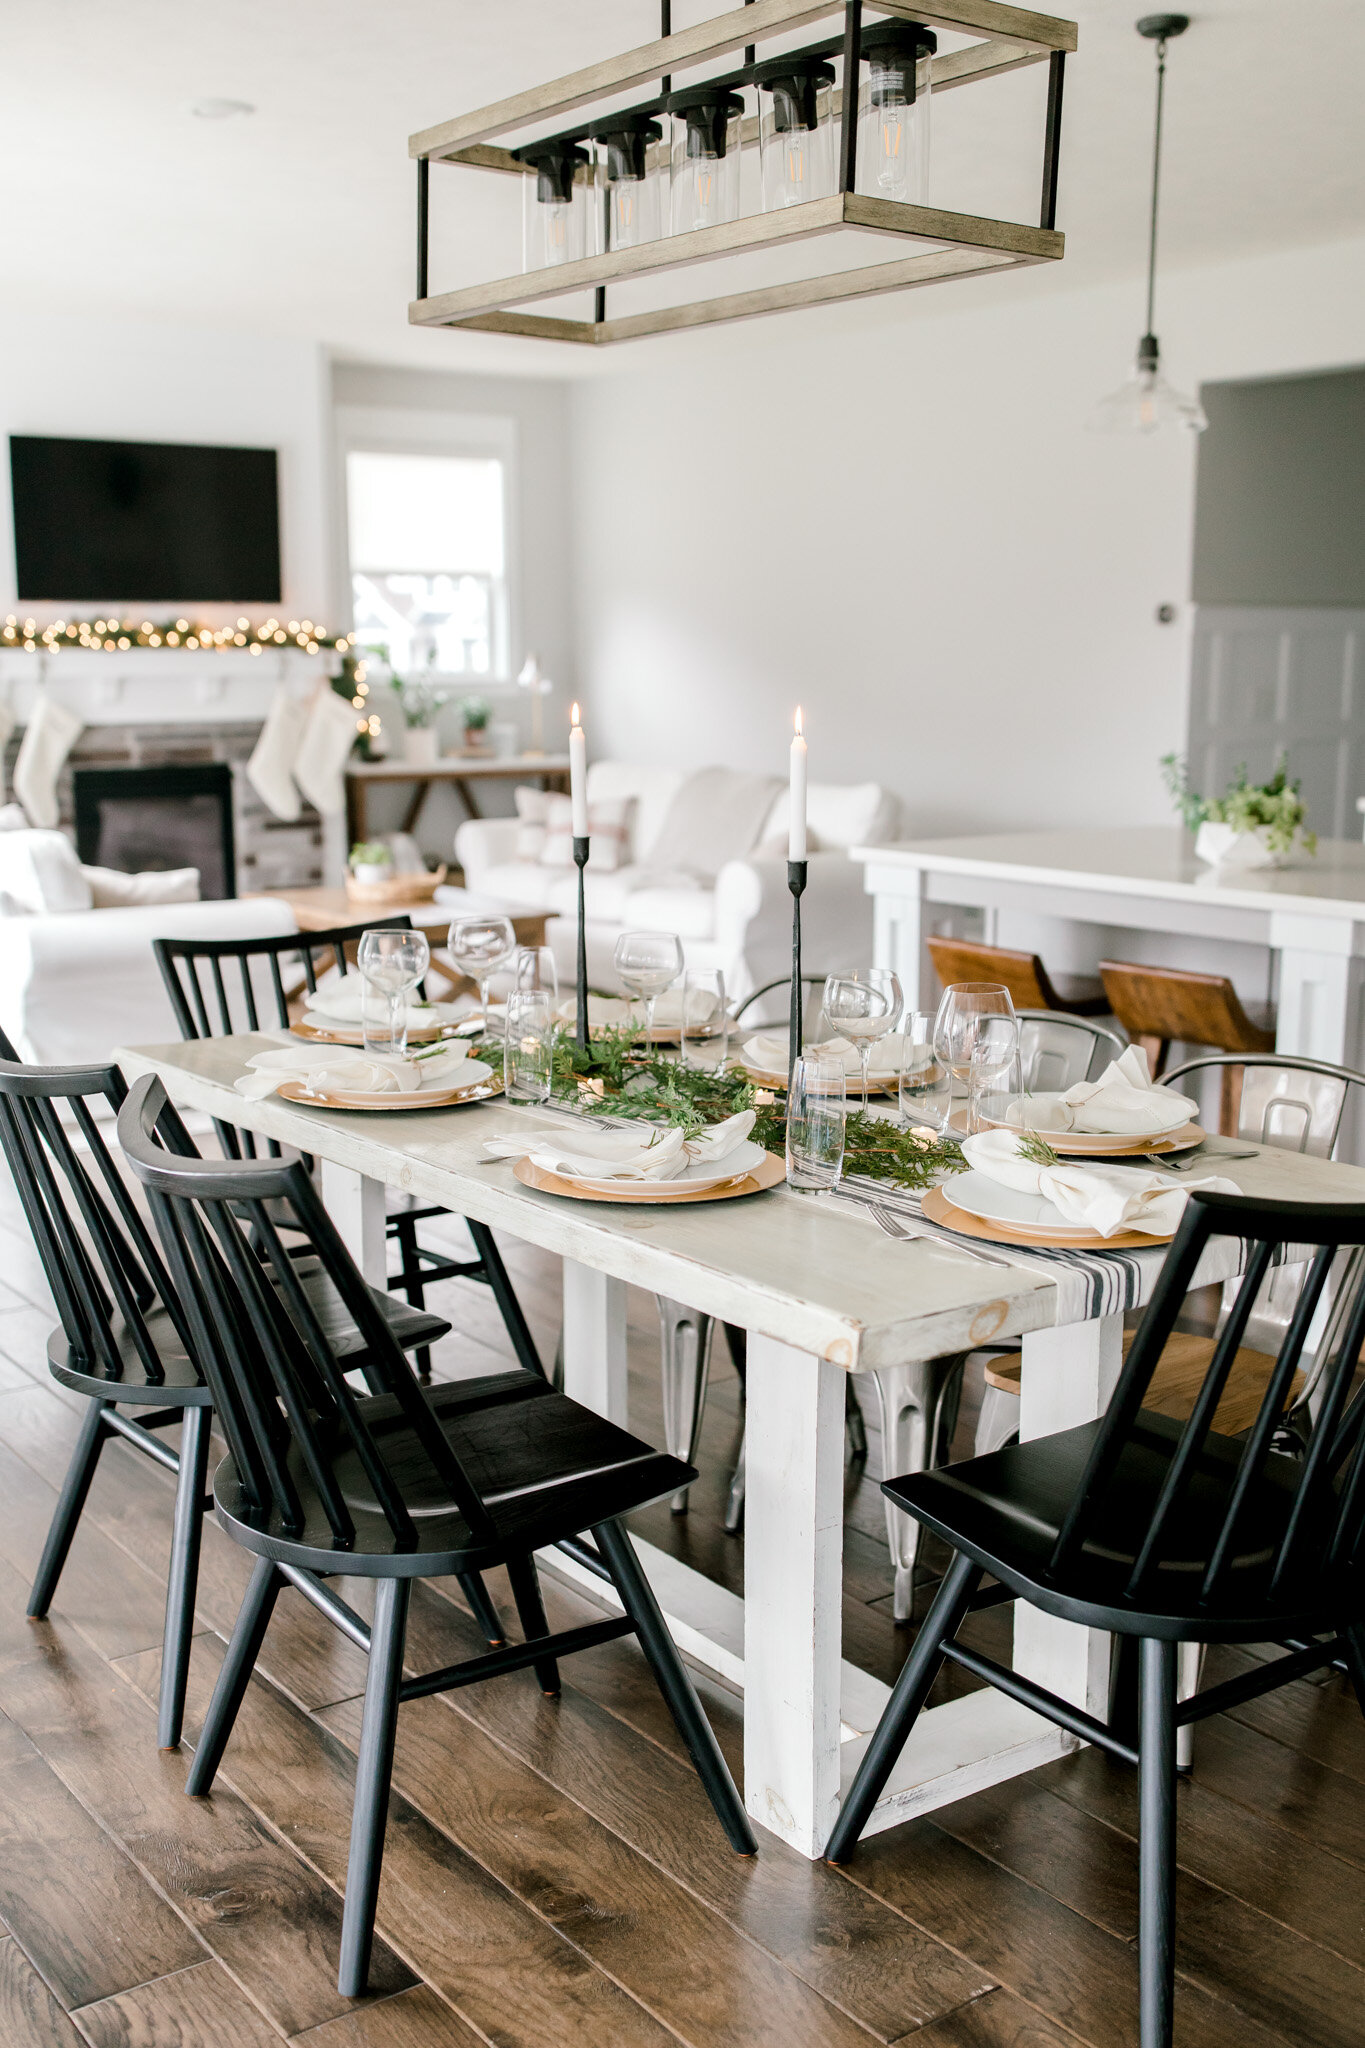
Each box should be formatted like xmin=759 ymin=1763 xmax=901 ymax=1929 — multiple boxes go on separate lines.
xmin=454 ymin=760 xmax=899 ymax=1000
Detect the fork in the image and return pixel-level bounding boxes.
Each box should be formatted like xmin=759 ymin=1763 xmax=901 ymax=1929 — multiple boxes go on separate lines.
xmin=869 ymin=1202 xmax=1012 ymax=1268
xmin=1143 ymin=1145 xmax=1258 ymax=1174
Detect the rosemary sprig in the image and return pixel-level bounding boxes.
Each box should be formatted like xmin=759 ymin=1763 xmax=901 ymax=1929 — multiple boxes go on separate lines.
xmin=1016 ymin=1128 xmax=1061 ymax=1169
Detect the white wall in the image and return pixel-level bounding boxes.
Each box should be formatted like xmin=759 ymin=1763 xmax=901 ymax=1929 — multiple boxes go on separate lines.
xmin=0 ymin=311 xmax=331 ymax=623
xmin=569 ymin=232 xmax=1365 ymax=840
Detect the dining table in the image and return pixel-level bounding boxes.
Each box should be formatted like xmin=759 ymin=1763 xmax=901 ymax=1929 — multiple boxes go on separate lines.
xmin=116 ymin=1030 xmax=1365 ymax=1860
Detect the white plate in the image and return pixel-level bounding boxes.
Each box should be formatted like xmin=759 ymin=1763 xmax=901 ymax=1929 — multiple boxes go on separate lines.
xmin=943 ymin=1167 xmax=1113 ymax=1240
xmin=554 ymin=1137 xmax=768 ymax=1197
xmin=1002 ymin=1091 xmax=1193 ymax=1143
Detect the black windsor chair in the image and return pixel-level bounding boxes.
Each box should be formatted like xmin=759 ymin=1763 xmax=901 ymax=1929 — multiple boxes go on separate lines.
xmin=153 ymin=922 xmax=544 ymax=1385
xmin=825 ymin=1185 xmax=1365 ymax=2048
xmin=118 ymin=1073 xmax=755 ymax=2000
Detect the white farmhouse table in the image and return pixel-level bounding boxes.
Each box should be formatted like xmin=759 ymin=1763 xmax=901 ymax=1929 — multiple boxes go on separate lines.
xmin=117 ymin=1034 xmax=1365 ymax=1859
xmin=855 ymin=827 xmax=1365 ymax=1073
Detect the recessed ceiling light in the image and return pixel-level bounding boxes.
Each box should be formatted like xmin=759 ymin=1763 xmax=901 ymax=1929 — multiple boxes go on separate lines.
xmin=192 ymin=98 xmax=255 ymax=119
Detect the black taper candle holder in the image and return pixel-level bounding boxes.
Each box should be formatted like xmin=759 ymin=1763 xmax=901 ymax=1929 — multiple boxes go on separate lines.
xmin=787 ymin=858 xmax=807 ymax=1097
xmin=573 ymin=834 xmax=590 ymax=1049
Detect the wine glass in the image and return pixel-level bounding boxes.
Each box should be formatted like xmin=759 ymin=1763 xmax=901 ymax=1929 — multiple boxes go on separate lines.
xmin=356 ymin=927 xmax=429 ymax=1059
xmin=821 ymin=967 xmax=903 ymax=1108
xmin=932 ymin=982 xmax=1017 ymax=1133
xmin=614 ymin=929 xmax=684 ymax=1043
xmin=447 ymin=914 xmax=516 ymax=1036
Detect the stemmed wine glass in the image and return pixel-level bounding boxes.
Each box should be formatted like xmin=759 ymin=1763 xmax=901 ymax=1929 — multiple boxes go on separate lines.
xmin=447 ymin=914 xmax=516 ymax=1037
xmin=356 ymin=927 xmax=430 ymax=1059
xmin=821 ymin=967 xmax=903 ymax=1108
xmin=614 ymin=929 xmax=684 ymax=1043
xmin=932 ymin=982 xmax=1017 ymax=1132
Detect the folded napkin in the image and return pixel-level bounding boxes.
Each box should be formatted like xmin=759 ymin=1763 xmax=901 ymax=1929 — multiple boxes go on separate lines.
xmin=744 ymin=1031 xmax=910 ymax=1079
xmin=961 ymin=1129 xmax=1237 ymax=1238
xmin=649 ymin=986 xmax=724 ymax=1030
xmin=304 ymin=973 xmax=451 ymax=1029
xmin=236 ymin=1041 xmax=471 ymax=1100
xmin=1015 ymin=1045 xmax=1197 ymax=1137
xmin=483 ymin=1109 xmax=755 ymax=1183
xmin=554 ymin=994 xmax=635 ymax=1033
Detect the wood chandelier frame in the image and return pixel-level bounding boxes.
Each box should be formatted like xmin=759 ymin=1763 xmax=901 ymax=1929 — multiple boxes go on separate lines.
xmin=408 ymin=0 xmax=1077 ymax=347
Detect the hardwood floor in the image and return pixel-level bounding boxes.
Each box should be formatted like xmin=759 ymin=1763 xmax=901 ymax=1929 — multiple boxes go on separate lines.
xmin=0 ymin=1187 xmax=1358 ymax=2046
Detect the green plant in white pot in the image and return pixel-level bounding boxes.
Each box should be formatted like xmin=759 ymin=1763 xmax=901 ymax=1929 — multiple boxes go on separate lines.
xmin=349 ymin=840 xmax=393 ymax=885
xmin=390 ymin=677 xmax=449 ymax=767
xmin=1162 ymin=755 xmax=1317 ymax=868
xmin=460 ymin=695 xmax=491 ymax=752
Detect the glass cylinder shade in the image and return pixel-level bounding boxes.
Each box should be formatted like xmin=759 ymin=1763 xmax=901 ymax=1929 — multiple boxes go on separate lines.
xmin=589 ymin=117 xmax=665 ymax=253
xmin=753 ymin=60 xmax=835 ymax=213
xmin=855 ymin=26 xmax=934 ymax=207
xmin=516 ymin=143 xmax=591 ymax=271
xmin=665 ymin=91 xmax=744 ymax=237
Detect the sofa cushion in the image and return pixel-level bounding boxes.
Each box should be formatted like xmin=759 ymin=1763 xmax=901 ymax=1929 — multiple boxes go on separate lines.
xmin=513 ymin=785 xmax=550 ymax=859
xmin=544 ymin=865 xmax=652 ymax=923
xmin=82 ymin=864 xmax=201 ymax=908
xmin=471 ymin=862 xmax=565 ymax=911
xmin=539 ymin=792 xmax=634 ymax=872
xmin=760 ymin=781 xmax=896 ymax=850
xmin=620 ymin=881 xmax=716 ymax=940
xmin=585 ymin=761 xmax=687 ymax=864
xmin=0 ymin=829 xmax=93 ymax=915
xmin=646 ymin=769 xmax=781 ymax=880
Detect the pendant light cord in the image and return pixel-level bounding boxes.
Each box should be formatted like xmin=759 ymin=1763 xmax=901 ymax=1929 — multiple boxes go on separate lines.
xmin=1144 ymin=35 xmax=1168 ymax=342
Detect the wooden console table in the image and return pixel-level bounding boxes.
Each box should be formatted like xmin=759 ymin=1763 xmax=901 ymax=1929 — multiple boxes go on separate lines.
xmin=345 ymin=753 xmax=570 ymax=843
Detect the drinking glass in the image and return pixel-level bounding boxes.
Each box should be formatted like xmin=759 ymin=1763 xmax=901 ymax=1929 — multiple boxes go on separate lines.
xmin=515 ymin=945 xmax=559 ymax=1002
xmin=898 ymin=1010 xmax=951 ymax=1132
xmin=932 ymin=981 xmax=1016 ymax=1133
xmin=356 ymin=927 xmax=429 ymax=1058
xmin=447 ymin=914 xmax=517 ymax=1036
xmin=786 ymin=1049 xmax=847 ymax=1192
xmin=968 ymin=1016 xmax=1022 ymax=1135
xmin=679 ymin=968 xmax=729 ymax=1074
xmin=822 ymin=967 xmax=903 ymax=1109
xmin=504 ymin=988 xmax=554 ymax=1104
xmin=614 ymin=929 xmax=684 ymax=1041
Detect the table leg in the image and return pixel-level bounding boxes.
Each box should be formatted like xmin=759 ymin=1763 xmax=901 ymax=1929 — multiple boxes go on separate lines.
xmin=561 ymin=1262 xmax=628 ymax=1424
xmin=320 ymin=1162 xmax=387 ymax=1286
xmin=400 ymin=778 xmax=432 ymax=835
xmin=345 ymin=777 xmax=363 ymax=849
xmin=1013 ymin=1313 xmax=1123 ymax=1719
xmin=871 ymin=877 xmax=928 ymax=1014
xmin=450 ymin=776 xmax=480 ymax=823
xmin=743 ymin=1334 xmax=846 ymax=1856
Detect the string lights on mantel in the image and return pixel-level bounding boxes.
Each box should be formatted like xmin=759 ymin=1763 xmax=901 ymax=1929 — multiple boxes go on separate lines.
xmin=408 ymin=0 xmax=1077 ymax=348
xmin=1 ymin=615 xmax=354 ymax=656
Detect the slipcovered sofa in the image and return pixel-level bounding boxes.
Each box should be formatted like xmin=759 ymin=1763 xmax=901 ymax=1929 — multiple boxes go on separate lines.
xmin=453 ymin=760 xmax=899 ymax=999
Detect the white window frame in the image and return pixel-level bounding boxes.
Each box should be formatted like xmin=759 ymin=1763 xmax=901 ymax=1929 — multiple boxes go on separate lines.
xmin=333 ymin=404 xmax=519 ymax=684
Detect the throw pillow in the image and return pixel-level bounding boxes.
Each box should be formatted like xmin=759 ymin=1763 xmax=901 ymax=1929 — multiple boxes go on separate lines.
xmin=537 ymin=793 xmax=634 ymax=872
xmin=0 ymin=828 xmax=94 ymax=915
xmin=81 ymin=864 xmax=201 ymax=908
xmin=514 ymin=785 xmax=551 ymax=859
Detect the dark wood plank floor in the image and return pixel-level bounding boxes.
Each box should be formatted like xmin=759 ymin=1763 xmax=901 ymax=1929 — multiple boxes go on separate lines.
xmin=0 ymin=1183 xmax=1358 ymax=2046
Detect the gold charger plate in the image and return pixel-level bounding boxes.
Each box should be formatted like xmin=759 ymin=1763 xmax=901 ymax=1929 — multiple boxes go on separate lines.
xmin=739 ymin=1061 xmax=897 ymax=1097
xmin=277 ymin=1075 xmax=503 ymax=1112
xmin=922 ymin=1182 xmax=1174 ymax=1252
xmin=513 ymin=1151 xmax=786 ymax=1204
xmin=292 ymin=1015 xmax=457 ymax=1047
xmin=962 ymin=1113 xmax=1206 ymax=1157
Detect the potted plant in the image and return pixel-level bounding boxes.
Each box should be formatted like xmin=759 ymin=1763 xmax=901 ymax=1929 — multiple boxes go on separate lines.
xmin=391 ymin=677 xmax=448 ymax=765
xmin=459 ymin=695 xmax=491 ymax=753
xmin=349 ymin=840 xmax=393 ymax=886
xmin=1161 ymin=754 xmax=1318 ymax=868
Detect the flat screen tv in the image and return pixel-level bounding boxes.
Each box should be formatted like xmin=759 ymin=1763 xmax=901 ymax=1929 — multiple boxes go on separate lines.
xmin=9 ymin=434 xmax=281 ymax=602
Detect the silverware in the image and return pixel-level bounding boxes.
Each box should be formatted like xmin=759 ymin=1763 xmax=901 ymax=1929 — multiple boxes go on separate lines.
xmin=869 ymin=1202 xmax=1012 ymax=1268
xmin=1143 ymin=1146 xmax=1258 ymax=1173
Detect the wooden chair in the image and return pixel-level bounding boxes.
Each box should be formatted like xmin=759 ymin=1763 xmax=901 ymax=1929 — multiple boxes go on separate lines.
xmin=117 ymin=1074 xmax=755 ymax=1998
xmin=827 ymin=1185 xmax=1365 ymax=2048
xmin=0 ymin=1034 xmax=452 ymax=1750
xmin=1098 ymin=961 xmax=1276 ymax=1129
xmin=154 ymin=924 xmax=544 ymax=1385
xmin=927 ymin=938 xmax=1108 ymax=1017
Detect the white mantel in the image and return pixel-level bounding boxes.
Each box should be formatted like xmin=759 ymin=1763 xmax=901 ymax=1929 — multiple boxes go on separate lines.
xmin=0 ymin=646 xmax=336 ymax=728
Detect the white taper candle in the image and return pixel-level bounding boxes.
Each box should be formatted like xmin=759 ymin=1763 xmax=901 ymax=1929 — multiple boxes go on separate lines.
xmin=789 ymin=707 xmax=808 ymax=861
xmin=569 ymin=702 xmax=589 ymax=839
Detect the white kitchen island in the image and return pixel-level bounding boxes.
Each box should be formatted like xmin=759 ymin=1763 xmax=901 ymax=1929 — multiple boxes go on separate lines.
xmin=855 ymin=827 xmax=1365 ymax=1076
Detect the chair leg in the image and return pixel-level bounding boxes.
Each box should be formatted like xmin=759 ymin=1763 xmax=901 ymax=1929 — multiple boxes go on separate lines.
xmin=338 ymin=1576 xmax=411 ymax=2000
xmin=28 ymin=1398 xmax=110 ymax=1618
xmin=592 ymin=1517 xmax=756 ymax=1854
xmin=656 ymin=1296 xmax=714 ymax=1515
xmin=826 ymin=1548 xmax=982 ymax=1862
xmin=873 ymin=1359 xmax=966 ymax=1623
xmin=723 ymin=1422 xmax=746 ymax=1535
xmin=504 ymin=1553 xmax=560 ymax=1695
xmin=1138 ymin=1636 xmax=1178 ymax=2048
xmin=1341 ymin=1621 xmax=1365 ymax=1720
xmin=389 ymin=1211 xmax=432 ymax=1381
xmin=845 ymin=1380 xmax=868 ymax=1460
xmin=468 ymin=1220 xmax=545 ymax=1380
xmin=185 ymin=1556 xmax=282 ymax=1797
xmin=455 ymin=1570 xmax=505 ymax=1648
xmin=1175 ymin=1641 xmax=1204 ymax=1774
xmin=158 ymin=1404 xmax=212 ymax=1751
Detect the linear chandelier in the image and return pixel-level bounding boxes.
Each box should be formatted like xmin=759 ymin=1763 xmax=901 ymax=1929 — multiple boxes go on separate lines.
xmin=408 ymin=0 xmax=1077 ymax=347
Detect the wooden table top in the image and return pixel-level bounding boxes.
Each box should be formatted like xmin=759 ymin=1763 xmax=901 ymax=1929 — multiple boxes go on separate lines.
xmin=253 ymin=886 xmax=553 ymax=936
xmin=347 ymin=754 xmax=570 ymax=781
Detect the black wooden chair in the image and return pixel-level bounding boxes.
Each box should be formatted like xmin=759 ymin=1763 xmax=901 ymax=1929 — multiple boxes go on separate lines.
xmin=153 ymin=923 xmax=544 ymax=1383
xmin=118 ymin=1072 xmax=755 ymax=1998
xmin=825 ymin=1186 xmax=1365 ymax=2048
xmin=0 ymin=1030 xmax=478 ymax=1748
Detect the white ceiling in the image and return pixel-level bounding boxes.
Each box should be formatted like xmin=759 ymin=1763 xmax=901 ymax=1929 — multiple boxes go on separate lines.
xmin=5 ymin=1 xmax=1363 ymax=377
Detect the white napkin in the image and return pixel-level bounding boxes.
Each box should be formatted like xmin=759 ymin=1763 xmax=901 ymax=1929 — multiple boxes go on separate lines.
xmin=304 ymin=972 xmax=450 ymax=1029
xmin=554 ymin=993 xmax=635 ymax=1032
xmin=744 ymin=1031 xmax=909 ymax=1078
xmin=483 ymin=1108 xmax=755 ymax=1183
xmin=961 ymin=1128 xmax=1238 ymax=1238
xmin=1015 ymin=1045 xmax=1197 ymax=1137
xmin=649 ymin=986 xmax=724 ymax=1030
xmin=236 ymin=1041 xmax=471 ymax=1100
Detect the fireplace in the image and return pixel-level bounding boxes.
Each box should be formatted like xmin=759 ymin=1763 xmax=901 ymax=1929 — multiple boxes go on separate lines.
xmin=72 ymin=763 xmax=236 ymax=899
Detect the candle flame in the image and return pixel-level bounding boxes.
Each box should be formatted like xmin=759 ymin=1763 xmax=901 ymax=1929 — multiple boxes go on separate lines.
xmin=794 ymin=706 xmax=804 ymax=737
xmin=571 ymin=701 xmax=581 ymax=727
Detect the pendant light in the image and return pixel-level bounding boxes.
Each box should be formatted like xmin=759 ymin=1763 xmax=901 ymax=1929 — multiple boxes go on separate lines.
xmin=1089 ymin=14 xmax=1207 ymax=434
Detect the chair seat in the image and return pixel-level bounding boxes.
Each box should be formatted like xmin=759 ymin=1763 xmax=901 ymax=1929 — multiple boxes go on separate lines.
xmin=886 ymin=1414 xmax=1360 ymax=1640
xmin=212 ymin=1370 xmax=693 ymax=1575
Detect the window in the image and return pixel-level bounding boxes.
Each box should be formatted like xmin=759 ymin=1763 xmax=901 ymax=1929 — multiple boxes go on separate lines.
xmin=346 ymin=449 xmax=507 ymax=677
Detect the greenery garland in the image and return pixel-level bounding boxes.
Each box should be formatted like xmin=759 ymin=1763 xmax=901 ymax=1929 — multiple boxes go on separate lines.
xmin=2 ymin=613 xmax=353 ymax=656
xmin=547 ymin=1027 xmax=966 ymax=1193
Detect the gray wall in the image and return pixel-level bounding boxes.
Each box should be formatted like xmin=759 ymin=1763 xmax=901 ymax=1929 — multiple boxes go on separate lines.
xmin=1192 ymin=365 xmax=1365 ymax=605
